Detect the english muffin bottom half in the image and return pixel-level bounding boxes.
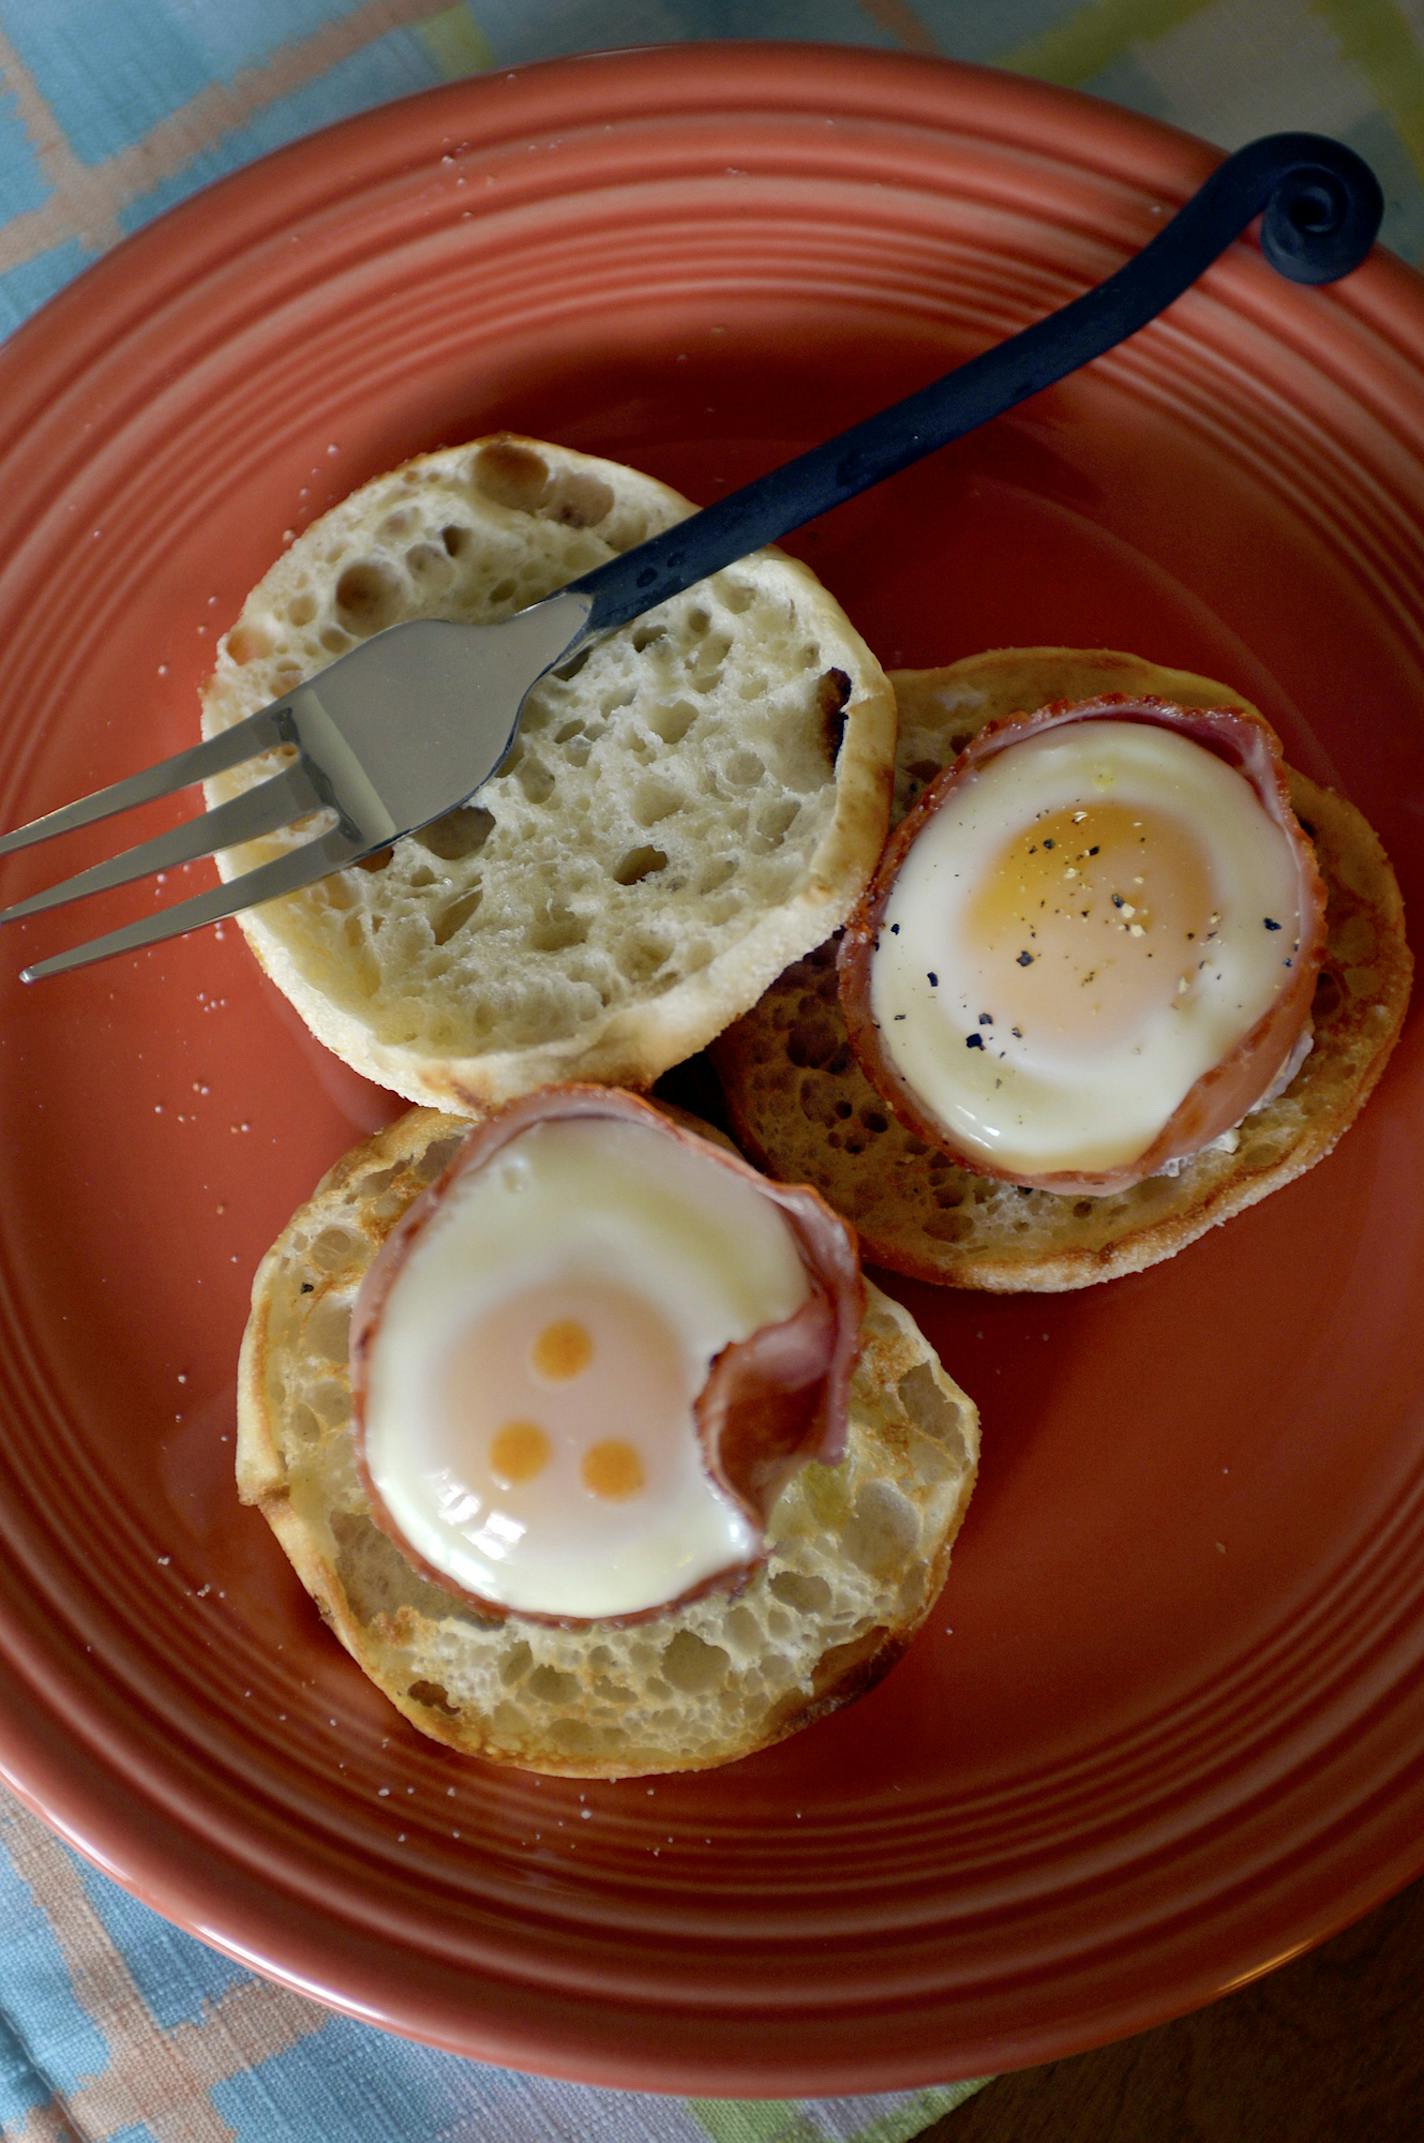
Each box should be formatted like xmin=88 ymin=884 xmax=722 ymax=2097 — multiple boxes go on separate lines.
xmin=713 ymin=649 xmax=1411 ymax=1292
xmin=238 ymin=1103 xmax=980 ymax=1777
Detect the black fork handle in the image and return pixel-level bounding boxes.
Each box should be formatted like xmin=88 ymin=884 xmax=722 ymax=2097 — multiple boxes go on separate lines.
xmin=568 ymin=131 xmax=1382 ymax=636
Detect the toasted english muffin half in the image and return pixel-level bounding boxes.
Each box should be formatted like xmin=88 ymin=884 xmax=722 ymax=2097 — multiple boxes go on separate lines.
xmin=202 ymin=436 xmax=895 ymax=1111
xmin=237 ymin=1104 xmax=979 ymax=1777
xmin=712 ymin=648 xmax=1412 ymax=1292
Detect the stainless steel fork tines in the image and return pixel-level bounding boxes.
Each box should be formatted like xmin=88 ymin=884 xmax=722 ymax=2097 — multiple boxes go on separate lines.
xmin=0 ymin=595 xmax=595 ymax=981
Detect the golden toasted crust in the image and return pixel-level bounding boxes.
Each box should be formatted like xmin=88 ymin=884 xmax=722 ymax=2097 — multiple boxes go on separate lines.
xmin=238 ymin=1106 xmax=979 ymax=1775
xmin=712 ymin=649 xmax=1412 ymax=1292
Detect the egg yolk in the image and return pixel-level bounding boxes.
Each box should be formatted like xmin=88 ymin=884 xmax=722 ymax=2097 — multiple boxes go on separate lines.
xmin=965 ymin=798 xmax=1217 ymax=1049
xmin=489 ymin=1419 xmax=551 ymax=1486
xmin=532 ymin=1318 xmax=593 ymax=1381
xmin=582 ymin=1440 xmax=646 ymax=1500
xmin=435 ymin=1279 xmax=691 ymax=1524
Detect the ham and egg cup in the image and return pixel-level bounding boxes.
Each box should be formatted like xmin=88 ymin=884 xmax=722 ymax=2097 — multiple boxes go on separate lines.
xmin=351 ymin=1087 xmax=863 ymax=1625
xmin=839 ymin=693 xmax=1328 ymax=1196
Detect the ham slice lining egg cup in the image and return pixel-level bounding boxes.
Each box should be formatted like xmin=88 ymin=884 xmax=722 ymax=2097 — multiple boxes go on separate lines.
xmin=839 ymin=694 xmax=1328 ymax=1198
xmin=350 ymin=1087 xmax=863 ymax=1627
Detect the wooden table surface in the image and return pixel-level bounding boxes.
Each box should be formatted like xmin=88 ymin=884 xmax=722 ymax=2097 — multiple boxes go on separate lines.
xmin=925 ymin=1876 xmax=1424 ymax=2139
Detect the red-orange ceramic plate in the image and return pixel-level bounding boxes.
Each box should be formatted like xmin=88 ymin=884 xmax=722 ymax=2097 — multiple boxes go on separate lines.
xmin=0 ymin=44 xmax=1420 ymax=2097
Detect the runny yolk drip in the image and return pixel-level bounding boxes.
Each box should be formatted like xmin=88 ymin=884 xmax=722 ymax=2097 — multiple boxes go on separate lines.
xmin=581 ymin=1439 xmax=646 ymax=1500
xmin=489 ymin=1419 xmax=551 ymax=1486
xmin=531 ymin=1318 xmax=593 ymax=1381
xmin=965 ymin=797 xmax=1217 ymax=1047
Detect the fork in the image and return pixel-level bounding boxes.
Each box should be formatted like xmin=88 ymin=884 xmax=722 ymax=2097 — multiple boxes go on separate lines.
xmin=0 ymin=132 xmax=1381 ymax=982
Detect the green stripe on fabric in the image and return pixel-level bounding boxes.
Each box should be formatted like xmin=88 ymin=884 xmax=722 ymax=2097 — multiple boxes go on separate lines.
xmin=416 ymin=2 xmax=492 ymax=78
xmin=687 ymin=2105 xmax=823 ymax=2143
xmin=686 ymin=2100 xmax=819 ymax=2134
xmin=687 ymin=2083 xmax=987 ymax=2143
xmin=996 ymin=0 xmax=1218 ymax=85
xmin=1312 ymin=0 xmax=1424 ymax=184
xmin=850 ymin=2083 xmax=992 ymax=2139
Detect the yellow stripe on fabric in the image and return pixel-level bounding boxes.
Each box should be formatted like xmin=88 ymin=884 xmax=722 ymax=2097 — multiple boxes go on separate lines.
xmin=1313 ymin=0 xmax=1424 ymax=184
xmin=997 ymin=0 xmax=1219 ymax=85
xmin=416 ymin=4 xmax=493 ymax=79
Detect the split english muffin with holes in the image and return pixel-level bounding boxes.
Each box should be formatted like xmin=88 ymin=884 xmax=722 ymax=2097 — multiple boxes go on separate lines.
xmin=202 ymin=435 xmax=896 ymax=1110
xmin=714 ymin=649 xmax=1411 ymax=1291
xmin=214 ymin=435 xmax=985 ymax=1776
xmin=239 ymin=1090 xmax=979 ymax=1776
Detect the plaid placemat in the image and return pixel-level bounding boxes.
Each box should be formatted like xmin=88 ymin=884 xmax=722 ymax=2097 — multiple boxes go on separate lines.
xmin=0 ymin=1792 xmax=983 ymax=2143
xmin=3 ymin=3 xmax=1423 ymax=2138
xmin=5 ymin=0 xmax=1424 ymax=338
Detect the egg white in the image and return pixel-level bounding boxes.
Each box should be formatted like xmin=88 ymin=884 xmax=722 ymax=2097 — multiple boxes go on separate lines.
xmin=869 ymin=720 xmax=1307 ymax=1178
xmin=360 ymin=1116 xmax=810 ymax=1620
